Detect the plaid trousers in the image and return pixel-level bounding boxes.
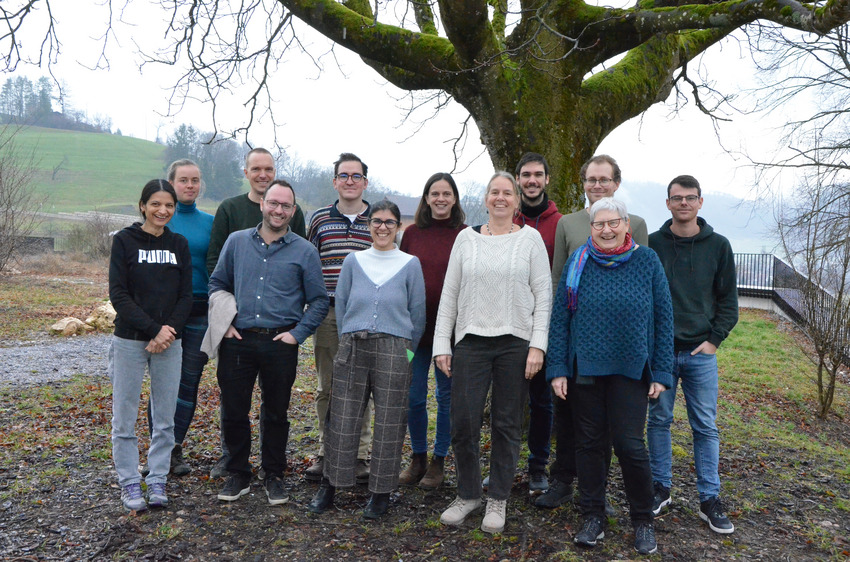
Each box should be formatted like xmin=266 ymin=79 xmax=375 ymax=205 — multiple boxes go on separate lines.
xmin=325 ymin=331 xmax=412 ymax=493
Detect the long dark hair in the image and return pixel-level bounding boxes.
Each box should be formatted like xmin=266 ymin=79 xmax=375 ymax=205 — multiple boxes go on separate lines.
xmin=369 ymin=198 xmax=401 ymax=222
xmin=414 ymin=172 xmax=465 ymax=229
xmin=139 ymin=179 xmax=177 ymax=219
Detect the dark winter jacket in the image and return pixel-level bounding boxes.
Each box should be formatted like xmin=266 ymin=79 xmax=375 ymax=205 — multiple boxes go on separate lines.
xmin=649 ymin=217 xmax=738 ymax=350
xmin=109 ymin=223 xmax=193 ymax=341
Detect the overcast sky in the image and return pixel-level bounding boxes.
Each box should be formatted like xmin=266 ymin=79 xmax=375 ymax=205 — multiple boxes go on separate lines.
xmin=11 ymin=1 xmax=805 ymax=202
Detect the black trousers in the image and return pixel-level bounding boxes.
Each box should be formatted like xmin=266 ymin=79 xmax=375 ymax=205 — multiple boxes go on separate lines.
xmin=217 ymin=332 xmax=298 ymax=479
xmin=571 ymin=374 xmax=653 ymax=522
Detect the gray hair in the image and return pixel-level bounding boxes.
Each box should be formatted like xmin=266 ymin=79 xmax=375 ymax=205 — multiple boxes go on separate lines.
xmin=486 ymin=171 xmax=521 ymax=200
xmin=589 ymin=197 xmax=629 ymax=222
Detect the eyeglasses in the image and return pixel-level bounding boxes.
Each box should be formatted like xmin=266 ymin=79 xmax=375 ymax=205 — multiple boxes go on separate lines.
xmin=669 ymin=195 xmax=700 ymax=203
xmin=590 ymin=218 xmax=623 ymax=230
xmin=264 ymin=201 xmax=295 ymax=211
xmin=583 ymin=177 xmax=614 ymax=187
xmin=369 ymin=218 xmax=399 ymax=228
xmin=335 ymin=173 xmax=365 ymax=183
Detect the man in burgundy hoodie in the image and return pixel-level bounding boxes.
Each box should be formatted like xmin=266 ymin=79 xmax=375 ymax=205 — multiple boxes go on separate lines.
xmin=511 ymin=152 xmax=563 ymax=494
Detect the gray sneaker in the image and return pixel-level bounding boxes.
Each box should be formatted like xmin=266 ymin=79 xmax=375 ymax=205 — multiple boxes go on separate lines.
xmin=210 ymin=455 xmax=229 ymax=479
xmin=528 ymin=471 xmax=549 ymax=495
xmin=147 ymin=482 xmax=168 ymax=508
xmin=121 ymin=483 xmax=147 ymax=512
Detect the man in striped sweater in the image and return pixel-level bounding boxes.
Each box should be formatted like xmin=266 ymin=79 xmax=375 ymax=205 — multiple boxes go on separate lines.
xmin=305 ymin=153 xmax=374 ymax=483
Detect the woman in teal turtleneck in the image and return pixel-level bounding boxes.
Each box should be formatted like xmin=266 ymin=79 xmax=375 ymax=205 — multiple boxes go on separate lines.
xmin=146 ymin=159 xmax=214 ymax=476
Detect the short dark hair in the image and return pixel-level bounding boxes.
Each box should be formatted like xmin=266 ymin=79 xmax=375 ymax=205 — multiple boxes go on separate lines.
xmin=245 ymin=147 xmax=273 ymax=168
xmin=334 ymin=152 xmax=368 ymax=177
xmin=139 ymin=179 xmax=177 ymax=219
xmin=414 ymin=172 xmax=466 ymax=229
xmin=369 ymin=198 xmax=401 ymax=222
xmin=580 ymin=154 xmax=621 ymax=183
xmin=266 ymin=179 xmax=296 ymax=206
xmin=515 ymin=152 xmax=549 ymax=177
xmin=667 ymin=174 xmax=701 ymax=197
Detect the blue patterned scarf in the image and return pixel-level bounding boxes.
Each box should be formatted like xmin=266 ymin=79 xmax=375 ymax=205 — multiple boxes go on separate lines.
xmin=564 ymin=232 xmax=637 ymax=312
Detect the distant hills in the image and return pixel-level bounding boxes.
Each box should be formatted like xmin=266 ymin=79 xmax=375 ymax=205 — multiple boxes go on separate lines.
xmin=13 ymin=126 xmax=169 ymax=215
xmin=618 ymin=181 xmax=775 ymax=254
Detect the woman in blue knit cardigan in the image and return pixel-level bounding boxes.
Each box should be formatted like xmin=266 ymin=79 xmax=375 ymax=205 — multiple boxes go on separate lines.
xmin=547 ymin=197 xmax=674 ymax=556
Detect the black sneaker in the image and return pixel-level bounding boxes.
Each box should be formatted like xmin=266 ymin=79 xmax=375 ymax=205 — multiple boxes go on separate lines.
xmin=574 ymin=515 xmax=605 ymax=547
xmin=634 ymin=521 xmax=658 ymax=554
xmin=534 ymin=479 xmax=573 ymax=508
xmin=265 ymin=474 xmax=288 ymax=506
xmin=652 ymin=481 xmax=671 ymax=516
xmin=217 ymin=474 xmax=251 ymax=502
xmin=700 ymin=497 xmax=735 ymax=534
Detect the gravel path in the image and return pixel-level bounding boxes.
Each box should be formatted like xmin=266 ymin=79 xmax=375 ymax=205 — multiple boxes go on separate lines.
xmin=0 ymin=333 xmax=111 ymax=386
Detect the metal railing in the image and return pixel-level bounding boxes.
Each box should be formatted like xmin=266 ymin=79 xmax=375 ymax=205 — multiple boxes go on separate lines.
xmin=735 ymin=253 xmax=849 ymax=366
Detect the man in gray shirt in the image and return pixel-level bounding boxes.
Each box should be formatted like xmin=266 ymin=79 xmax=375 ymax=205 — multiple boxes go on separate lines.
xmin=210 ymin=181 xmax=329 ymax=506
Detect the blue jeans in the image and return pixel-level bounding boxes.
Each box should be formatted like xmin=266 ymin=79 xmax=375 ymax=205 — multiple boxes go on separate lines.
xmin=451 ymin=334 xmax=529 ymax=501
xmin=109 ymin=336 xmax=182 ymax=487
xmin=407 ymin=345 xmax=452 ymax=457
xmin=647 ymin=350 xmax=721 ymax=501
xmin=526 ymin=364 xmax=552 ymax=473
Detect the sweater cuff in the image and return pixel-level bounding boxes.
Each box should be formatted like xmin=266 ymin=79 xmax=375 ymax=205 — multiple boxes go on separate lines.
xmin=432 ymin=338 xmax=453 ymax=358
xmin=529 ymin=333 xmax=548 ymax=354
xmin=709 ymin=332 xmax=724 ymax=348
xmin=652 ymin=371 xmax=673 ymax=390
xmin=546 ymin=363 xmax=568 ymax=382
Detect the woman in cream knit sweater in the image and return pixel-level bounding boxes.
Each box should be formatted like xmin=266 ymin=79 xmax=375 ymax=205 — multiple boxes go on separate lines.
xmin=433 ymin=171 xmax=552 ymax=534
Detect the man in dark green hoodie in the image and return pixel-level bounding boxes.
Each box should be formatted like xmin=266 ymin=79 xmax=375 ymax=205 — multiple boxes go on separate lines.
xmin=646 ymin=174 xmax=738 ymax=535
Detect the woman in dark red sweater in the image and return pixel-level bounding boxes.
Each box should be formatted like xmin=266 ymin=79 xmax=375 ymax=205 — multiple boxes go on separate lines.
xmin=397 ymin=173 xmax=467 ymax=488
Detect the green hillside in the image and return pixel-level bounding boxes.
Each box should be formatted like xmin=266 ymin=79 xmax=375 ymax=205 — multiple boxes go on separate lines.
xmin=14 ymin=127 xmax=182 ymax=214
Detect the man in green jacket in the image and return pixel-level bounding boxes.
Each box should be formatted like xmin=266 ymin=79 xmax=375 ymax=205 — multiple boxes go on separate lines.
xmin=647 ymin=174 xmax=738 ymax=535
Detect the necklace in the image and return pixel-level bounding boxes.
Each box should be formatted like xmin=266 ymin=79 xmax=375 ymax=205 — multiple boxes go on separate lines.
xmin=485 ymin=222 xmax=515 ymax=236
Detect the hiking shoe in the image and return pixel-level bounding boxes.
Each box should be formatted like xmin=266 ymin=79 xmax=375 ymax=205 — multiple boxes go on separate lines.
xmin=574 ymin=515 xmax=605 ymax=547
xmin=634 ymin=521 xmax=658 ymax=554
xmin=121 ymin=483 xmax=147 ymax=512
xmin=147 ymin=482 xmax=168 ymax=508
xmin=265 ymin=474 xmax=289 ymax=506
xmin=440 ymin=496 xmax=483 ymax=526
xmin=700 ymin=497 xmax=735 ymax=534
xmin=170 ymin=445 xmax=190 ymax=477
xmin=305 ymin=457 xmax=324 ymax=482
xmin=355 ymin=459 xmax=370 ymax=484
xmin=528 ymin=471 xmax=549 ymax=495
xmin=209 ymin=455 xmax=229 ymax=479
xmin=481 ymin=498 xmax=507 ymax=533
xmin=217 ymin=475 xmax=251 ymax=502
xmin=534 ymin=478 xmax=573 ymax=508
xmin=652 ymin=481 xmax=671 ymax=516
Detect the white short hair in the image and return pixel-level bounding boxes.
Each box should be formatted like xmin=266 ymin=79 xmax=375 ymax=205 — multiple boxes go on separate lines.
xmin=589 ymin=197 xmax=629 ymax=222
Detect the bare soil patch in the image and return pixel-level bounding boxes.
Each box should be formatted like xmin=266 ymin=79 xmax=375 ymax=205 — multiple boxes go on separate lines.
xmin=1 ymin=269 xmax=849 ymax=560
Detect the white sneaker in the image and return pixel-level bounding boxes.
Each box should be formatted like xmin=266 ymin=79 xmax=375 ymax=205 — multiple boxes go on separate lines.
xmin=440 ymin=496 xmax=483 ymax=526
xmin=481 ymin=498 xmax=506 ymax=533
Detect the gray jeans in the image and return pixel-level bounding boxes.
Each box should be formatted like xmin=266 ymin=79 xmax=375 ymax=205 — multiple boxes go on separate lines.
xmin=109 ymin=336 xmax=181 ymax=487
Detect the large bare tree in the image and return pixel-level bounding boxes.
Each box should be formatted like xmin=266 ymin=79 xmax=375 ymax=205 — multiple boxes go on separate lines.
xmin=4 ymin=1 xmax=850 ymax=209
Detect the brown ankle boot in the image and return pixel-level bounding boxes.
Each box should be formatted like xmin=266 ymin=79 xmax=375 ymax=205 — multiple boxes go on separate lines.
xmin=418 ymin=455 xmax=445 ymax=489
xmin=398 ymin=452 xmax=427 ymax=486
